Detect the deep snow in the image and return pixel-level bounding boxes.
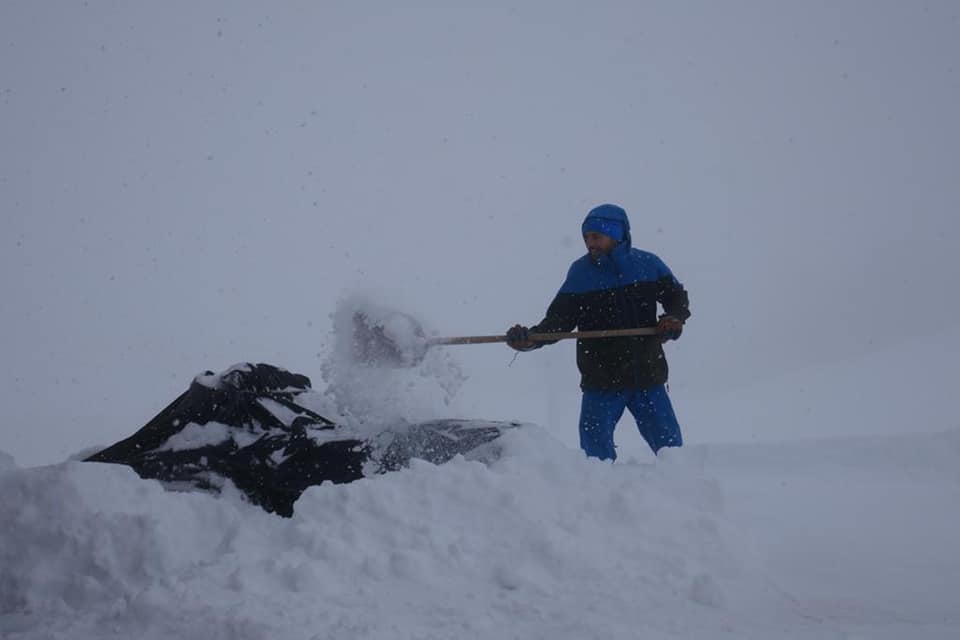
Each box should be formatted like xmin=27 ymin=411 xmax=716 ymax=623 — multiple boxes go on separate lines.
xmin=2 ymin=425 xmax=959 ymax=639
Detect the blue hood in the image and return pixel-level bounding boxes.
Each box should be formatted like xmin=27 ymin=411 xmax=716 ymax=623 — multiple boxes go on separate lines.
xmin=583 ymin=204 xmax=632 ymax=250
xmin=583 ymin=204 xmax=633 ymax=268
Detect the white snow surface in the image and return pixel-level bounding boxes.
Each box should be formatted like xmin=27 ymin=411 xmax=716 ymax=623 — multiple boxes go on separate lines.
xmin=155 ymin=421 xmax=260 ymax=453
xmin=2 ymin=426 xmax=959 ymax=640
xmin=194 ymin=363 xmax=255 ymax=390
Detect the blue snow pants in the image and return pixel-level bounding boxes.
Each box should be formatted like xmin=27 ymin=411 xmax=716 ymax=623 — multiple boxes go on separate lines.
xmin=579 ymin=384 xmax=682 ymax=460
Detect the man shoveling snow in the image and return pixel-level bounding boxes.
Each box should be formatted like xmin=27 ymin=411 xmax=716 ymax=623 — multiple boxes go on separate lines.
xmin=506 ymin=204 xmax=691 ymax=460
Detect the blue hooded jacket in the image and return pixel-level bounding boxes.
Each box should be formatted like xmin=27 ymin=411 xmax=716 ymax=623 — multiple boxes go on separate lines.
xmin=531 ymin=204 xmax=690 ymax=390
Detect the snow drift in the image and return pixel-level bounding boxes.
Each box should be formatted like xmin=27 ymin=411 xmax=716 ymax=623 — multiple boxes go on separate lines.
xmin=3 ymin=427 xmax=958 ymax=639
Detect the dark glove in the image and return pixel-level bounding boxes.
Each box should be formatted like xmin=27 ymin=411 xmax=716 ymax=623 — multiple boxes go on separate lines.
xmin=657 ymin=315 xmax=683 ymax=342
xmin=506 ymin=325 xmax=536 ymax=351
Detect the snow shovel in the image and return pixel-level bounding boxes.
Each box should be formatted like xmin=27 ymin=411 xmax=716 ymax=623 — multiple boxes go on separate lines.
xmin=352 ymin=311 xmax=659 ymax=367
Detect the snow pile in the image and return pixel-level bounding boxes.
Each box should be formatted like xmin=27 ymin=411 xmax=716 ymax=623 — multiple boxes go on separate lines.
xmin=3 ymin=427 xmax=959 ymax=639
xmin=0 ymin=460 xmax=270 ymax=638
xmin=0 ymin=429 xmax=770 ymax=640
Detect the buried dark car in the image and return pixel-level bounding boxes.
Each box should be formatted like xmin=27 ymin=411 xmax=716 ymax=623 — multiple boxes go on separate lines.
xmin=85 ymin=363 xmax=522 ymax=516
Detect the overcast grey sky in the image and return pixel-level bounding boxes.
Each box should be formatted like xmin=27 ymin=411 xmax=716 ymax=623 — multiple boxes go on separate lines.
xmin=3 ymin=1 xmax=959 ymax=465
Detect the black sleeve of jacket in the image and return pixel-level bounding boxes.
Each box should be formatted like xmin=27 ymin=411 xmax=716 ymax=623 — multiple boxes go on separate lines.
xmin=528 ymin=292 xmax=580 ymax=348
xmin=657 ymin=277 xmax=691 ymax=340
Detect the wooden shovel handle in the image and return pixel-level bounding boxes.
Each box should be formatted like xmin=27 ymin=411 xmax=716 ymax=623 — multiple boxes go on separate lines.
xmin=428 ymin=327 xmax=659 ymax=346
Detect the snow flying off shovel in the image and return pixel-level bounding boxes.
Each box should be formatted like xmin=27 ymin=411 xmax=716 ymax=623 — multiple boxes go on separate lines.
xmin=352 ymin=311 xmax=659 ymax=367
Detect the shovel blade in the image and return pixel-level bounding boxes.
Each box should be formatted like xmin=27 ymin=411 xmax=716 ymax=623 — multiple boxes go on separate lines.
xmin=352 ymin=311 xmax=428 ymax=367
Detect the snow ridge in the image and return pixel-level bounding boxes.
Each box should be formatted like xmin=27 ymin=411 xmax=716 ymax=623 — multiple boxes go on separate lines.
xmin=3 ymin=428 xmax=959 ymax=639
